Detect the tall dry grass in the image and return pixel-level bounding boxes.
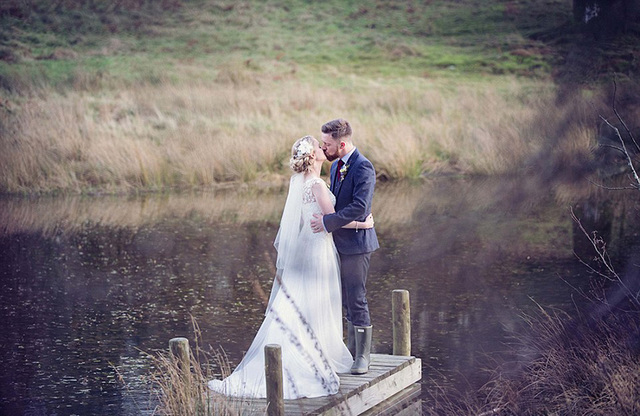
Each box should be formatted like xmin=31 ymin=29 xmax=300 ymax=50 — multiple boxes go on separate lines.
xmin=147 ymin=319 xmax=261 ymax=415
xmin=0 ymin=69 xmax=597 ymax=194
xmin=425 ymin=303 xmax=640 ymax=416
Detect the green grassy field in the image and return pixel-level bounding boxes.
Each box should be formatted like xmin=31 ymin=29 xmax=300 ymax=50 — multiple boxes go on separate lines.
xmin=1 ymin=0 xmax=568 ymax=86
xmin=0 ymin=0 xmax=638 ymax=194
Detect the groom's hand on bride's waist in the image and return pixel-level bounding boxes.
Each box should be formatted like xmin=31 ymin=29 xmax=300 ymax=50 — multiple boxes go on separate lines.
xmin=311 ymin=213 xmax=325 ymax=233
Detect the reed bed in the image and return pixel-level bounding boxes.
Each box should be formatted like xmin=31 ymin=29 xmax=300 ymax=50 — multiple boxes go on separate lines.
xmin=0 ymin=72 xmax=598 ymax=194
xmin=425 ymin=302 xmax=640 ymax=416
xmin=147 ymin=319 xmax=259 ymax=415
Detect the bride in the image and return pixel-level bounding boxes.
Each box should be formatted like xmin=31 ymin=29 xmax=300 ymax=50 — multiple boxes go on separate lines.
xmin=208 ymin=135 xmax=374 ymax=399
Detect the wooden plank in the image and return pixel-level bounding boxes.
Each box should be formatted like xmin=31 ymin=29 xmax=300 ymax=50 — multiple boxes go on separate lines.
xmin=313 ymin=356 xmax=422 ymax=416
xmin=360 ymin=383 xmax=422 ymax=416
xmin=370 ymin=354 xmax=414 ymax=364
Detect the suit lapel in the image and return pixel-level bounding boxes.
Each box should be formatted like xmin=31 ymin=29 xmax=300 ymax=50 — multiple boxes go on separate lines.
xmin=330 ymin=161 xmax=338 ymax=193
xmin=334 ymin=149 xmax=360 ymax=200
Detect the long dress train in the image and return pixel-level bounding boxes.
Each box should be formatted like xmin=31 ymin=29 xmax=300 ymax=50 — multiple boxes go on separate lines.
xmin=208 ymin=174 xmax=352 ymax=399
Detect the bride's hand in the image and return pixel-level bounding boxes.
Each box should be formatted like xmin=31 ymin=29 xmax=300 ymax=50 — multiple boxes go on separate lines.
xmin=362 ymin=213 xmax=374 ymax=229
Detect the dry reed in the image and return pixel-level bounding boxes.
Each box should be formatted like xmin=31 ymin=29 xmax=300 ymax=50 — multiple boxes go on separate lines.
xmin=424 ymin=302 xmax=640 ymax=416
xmin=0 ymin=71 xmax=598 ymax=194
xmin=147 ymin=318 xmax=259 ymax=415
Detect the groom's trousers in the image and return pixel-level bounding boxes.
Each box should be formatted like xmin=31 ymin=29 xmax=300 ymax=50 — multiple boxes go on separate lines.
xmin=340 ymin=252 xmax=372 ymax=327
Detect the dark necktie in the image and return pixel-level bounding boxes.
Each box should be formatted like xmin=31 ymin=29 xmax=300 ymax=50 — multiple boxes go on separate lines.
xmin=335 ymin=159 xmax=344 ymax=185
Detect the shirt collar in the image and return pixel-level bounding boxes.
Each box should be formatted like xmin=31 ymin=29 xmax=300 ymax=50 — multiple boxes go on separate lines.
xmin=341 ymin=148 xmax=356 ymax=165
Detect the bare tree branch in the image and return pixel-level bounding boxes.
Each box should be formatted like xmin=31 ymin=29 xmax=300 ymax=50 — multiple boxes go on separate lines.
xmin=570 ymin=207 xmax=640 ymax=309
xmin=611 ymin=77 xmax=640 ymax=154
xmin=598 ymin=143 xmax=624 ymax=154
xmin=587 ymin=178 xmax=637 ymax=191
xmin=598 ymin=115 xmax=640 ymax=188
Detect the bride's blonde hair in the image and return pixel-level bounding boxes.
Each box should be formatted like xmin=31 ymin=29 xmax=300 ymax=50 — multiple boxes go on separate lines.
xmin=289 ymin=135 xmax=316 ymax=173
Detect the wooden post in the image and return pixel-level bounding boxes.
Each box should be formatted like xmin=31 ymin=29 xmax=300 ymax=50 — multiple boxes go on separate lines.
xmin=265 ymin=344 xmax=284 ymax=416
xmin=169 ymin=337 xmax=191 ymax=384
xmin=392 ymin=289 xmax=411 ymax=356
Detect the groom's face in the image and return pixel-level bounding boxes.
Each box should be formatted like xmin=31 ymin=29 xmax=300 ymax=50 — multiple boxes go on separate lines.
xmin=321 ymin=133 xmax=341 ymax=162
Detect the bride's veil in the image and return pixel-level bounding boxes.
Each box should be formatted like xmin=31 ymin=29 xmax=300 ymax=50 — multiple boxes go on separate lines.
xmin=267 ymin=172 xmax=304 ymax=311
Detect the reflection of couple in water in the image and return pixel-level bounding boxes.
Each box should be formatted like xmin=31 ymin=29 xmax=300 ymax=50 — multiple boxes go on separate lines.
xmin=208 ymin=118 xmax=379 ymax=399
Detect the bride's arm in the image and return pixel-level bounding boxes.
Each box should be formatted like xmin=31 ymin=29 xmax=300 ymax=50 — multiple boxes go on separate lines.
xmin=312 ymin=182 xmax=374 ymax=230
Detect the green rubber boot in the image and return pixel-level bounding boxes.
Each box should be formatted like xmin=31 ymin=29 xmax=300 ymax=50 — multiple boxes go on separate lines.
xmin=347 ymin=321 xmax=356 ymax=356
xmin=350 ymin=325 xmax=372 ymax=375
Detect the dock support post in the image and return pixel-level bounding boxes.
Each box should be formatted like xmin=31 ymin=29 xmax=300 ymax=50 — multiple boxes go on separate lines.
xmin=169 ymin=337 xmax=191 ymax=385
xmin=392 ymin=289 xmax=411 ymax=356
xmin=265 ymin=344 xmax=284 ymax=416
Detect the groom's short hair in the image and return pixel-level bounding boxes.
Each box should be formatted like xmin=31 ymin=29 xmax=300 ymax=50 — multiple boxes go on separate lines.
xmin=322 ymin=119 xmax=352 ymax=141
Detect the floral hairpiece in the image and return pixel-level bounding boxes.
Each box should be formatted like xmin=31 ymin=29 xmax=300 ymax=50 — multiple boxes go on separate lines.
xmin=295 ymin=139 xmax=313 ymax=158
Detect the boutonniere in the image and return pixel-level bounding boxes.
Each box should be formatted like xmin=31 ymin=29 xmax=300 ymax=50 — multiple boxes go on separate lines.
xmin=339 ymin=163 xmax=350 ymax=182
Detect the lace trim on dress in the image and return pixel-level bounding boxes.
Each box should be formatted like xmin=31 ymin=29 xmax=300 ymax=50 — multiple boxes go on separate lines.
xmin=302 ymin=178 xmax=328 ymax=204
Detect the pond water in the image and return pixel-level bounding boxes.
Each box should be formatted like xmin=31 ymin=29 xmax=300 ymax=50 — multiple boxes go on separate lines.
xmin=0 ymin=177 xmax=637 ymax=415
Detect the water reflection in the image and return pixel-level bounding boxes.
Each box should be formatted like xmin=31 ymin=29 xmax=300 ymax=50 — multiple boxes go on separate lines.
xmin=0 ymin=178 xmax=637 ymax=415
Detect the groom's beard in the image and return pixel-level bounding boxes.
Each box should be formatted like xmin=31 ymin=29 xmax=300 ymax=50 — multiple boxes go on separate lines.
xmin=324 ymin=150 xmax=339 ymax=162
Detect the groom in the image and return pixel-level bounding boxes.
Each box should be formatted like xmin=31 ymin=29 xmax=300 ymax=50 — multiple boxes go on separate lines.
xmin=310 ymin=118 xmax=379 ymax=375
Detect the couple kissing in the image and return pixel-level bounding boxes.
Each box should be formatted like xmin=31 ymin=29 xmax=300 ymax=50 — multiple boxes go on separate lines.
xmin=208 ymin=118 xmax=379 ymax=400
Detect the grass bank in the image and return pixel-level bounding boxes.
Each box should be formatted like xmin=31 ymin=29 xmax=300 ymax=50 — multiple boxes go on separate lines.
xmin=2 ymin=74 xmax=602 ymax=193
xmin=3 ymin=0 xmax=638 ymax=194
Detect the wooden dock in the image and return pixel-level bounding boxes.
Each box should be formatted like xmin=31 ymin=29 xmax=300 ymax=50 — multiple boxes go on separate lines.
xmin=283 ymin=353 xmax=421 ymax=415
xmin=171 ymin=290 xmax=422 ymax=415
xmin=226 ymin=354 xmax=422 ymax=415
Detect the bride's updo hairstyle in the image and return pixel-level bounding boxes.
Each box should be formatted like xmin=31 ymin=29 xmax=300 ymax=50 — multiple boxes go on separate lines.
xmin=290 ymin=135 xmax=316 ymax=173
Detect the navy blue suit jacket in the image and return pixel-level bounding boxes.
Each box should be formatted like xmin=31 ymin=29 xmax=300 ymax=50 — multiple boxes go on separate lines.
xmin=324 ymin=148 xmax=380 ymax=255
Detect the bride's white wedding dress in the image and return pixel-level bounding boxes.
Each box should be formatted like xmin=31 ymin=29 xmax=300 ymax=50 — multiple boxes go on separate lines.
xmin=208 ymin=174 xmax=352 ymax=399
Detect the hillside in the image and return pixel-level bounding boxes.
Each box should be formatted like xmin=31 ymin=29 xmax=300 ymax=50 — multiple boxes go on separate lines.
xmin=0 ymin=0 xmax=638 ymax=194
xmin=1 ymin=0 xmax=637 ymax=92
